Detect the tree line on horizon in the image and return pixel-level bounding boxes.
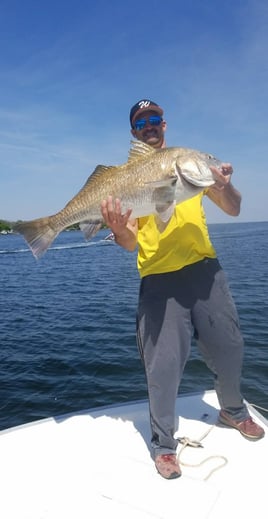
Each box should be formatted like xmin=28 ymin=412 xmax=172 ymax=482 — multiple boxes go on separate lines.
xmin=0 ymin=219 xmax=80 ymax=232
xmin=0 ymin=220 xmax=13 ymax=232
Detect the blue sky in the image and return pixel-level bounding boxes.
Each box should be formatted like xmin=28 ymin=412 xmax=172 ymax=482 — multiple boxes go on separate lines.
xmin=1 ymin=0 xmax=267 ymax=224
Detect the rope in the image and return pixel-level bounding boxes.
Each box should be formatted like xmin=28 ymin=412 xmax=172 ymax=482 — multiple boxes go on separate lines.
xmin=248 ymin=402 xmax=268 ymax=413
xmin=176 ymin=399 xmax=267 ymax=481
xmin=177 ymin=425 xmax=228 ymax=481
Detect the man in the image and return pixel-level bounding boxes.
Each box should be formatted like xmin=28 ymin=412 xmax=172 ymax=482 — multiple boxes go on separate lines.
xmin=101 ymin=99 xmax=264 ymax=480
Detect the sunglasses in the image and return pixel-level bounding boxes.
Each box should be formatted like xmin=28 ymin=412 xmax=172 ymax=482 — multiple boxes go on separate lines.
xmin=133 ymin=115 xmax=162 ymax=131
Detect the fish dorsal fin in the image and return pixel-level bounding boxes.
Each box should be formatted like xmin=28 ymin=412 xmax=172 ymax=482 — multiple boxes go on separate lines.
xmin=82 ymin=164 xmax=117 ymax=188
xmin=128 ymin=140 xmax=156 ymax=162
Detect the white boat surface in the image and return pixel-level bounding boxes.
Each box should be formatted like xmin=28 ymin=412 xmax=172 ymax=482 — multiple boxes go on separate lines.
xmin=0 ymin=389 xmax=267 ymax=519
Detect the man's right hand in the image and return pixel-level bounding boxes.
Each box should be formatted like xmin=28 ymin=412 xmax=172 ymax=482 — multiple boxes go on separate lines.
xmin=101 ymin=196 xmax=132 ymax=235
xmin=101 ymin=196 xmax=138 ymax=251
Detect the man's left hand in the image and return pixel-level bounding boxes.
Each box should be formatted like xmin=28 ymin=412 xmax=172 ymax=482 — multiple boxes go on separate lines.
xmin=209 ymin=163 xmax=233 ymax=192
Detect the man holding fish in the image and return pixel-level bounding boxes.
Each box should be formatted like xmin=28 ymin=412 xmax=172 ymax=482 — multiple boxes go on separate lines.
xmin=14 ymin=98 xmax=265 ymax=479
xmin=101 ymin=99 xmax=265 ymax=480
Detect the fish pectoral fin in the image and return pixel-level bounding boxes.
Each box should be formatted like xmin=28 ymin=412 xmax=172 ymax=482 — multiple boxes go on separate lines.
xmin=79 ymin=221 xmax=102 ymax=240
xmin=151 ymin=180 xmax=177 ymax=222
xmin=144 ymin=176 xmax=177 ymax=188
xmin=178 ymin=160 xmax=215 ymax=187
xmin=155 ymin=201 xmax=176 ymax=222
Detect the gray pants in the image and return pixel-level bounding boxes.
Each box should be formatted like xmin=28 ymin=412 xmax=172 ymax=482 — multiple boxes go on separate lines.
xmin=136 ymin=258 xmax=249 ymax=456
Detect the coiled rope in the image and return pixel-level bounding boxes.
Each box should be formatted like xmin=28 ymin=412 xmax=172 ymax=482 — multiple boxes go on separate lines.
xmin=177 ymin=425 xmax=228 ymax=481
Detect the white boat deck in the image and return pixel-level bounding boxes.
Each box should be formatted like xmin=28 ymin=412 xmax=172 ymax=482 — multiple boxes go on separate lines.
xmin=0 ymin=390 xmax=267 ymax=518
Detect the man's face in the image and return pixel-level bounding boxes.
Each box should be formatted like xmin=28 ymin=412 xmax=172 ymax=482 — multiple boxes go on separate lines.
xmin=131 ymin=110 xmax=166 ymax=148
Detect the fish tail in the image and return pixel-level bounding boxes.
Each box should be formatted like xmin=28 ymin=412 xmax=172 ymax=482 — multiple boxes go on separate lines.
xmin=13 ymin=217 xmax=59 ymax=259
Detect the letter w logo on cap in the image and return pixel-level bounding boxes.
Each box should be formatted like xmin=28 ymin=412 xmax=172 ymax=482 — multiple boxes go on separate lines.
xmin=139 ymin=100 xmax=151 ymax=109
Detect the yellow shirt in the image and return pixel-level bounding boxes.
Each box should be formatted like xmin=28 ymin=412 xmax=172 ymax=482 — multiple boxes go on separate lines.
xmin=137 ymin=193 xmax=216 ymax=277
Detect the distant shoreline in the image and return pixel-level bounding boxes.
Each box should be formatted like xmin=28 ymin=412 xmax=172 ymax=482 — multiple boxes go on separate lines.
xmin=1 ymin=218 xmax=267 ymax=235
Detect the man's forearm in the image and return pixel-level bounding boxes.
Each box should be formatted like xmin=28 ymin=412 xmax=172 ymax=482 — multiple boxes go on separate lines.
xmin=207 ymin=182 xmax=241 ymax=216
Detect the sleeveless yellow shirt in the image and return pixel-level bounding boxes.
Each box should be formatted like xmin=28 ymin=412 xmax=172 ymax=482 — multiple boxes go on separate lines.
xmin=137 ymin=192 xmax=216 ymax=278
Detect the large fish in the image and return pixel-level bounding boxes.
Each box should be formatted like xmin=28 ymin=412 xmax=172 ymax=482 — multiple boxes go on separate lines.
xmin=14 ymin=140 xmax=221 ymax=259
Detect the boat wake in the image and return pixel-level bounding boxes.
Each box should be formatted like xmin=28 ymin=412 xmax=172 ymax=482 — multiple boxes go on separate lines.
xmin=0 ymin=239 xmax=114 ymax=255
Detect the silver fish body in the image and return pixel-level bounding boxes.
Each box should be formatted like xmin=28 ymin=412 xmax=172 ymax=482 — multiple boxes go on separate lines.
xmin=14 ymin=141 xmax=220 ymax=259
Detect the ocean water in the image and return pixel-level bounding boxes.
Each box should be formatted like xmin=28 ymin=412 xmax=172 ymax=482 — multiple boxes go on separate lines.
xmin=1 ymin=221 xmax=268 ymax=431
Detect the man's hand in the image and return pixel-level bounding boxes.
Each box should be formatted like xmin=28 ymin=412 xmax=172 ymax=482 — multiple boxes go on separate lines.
xmin=206 ymin=163 xmax=241 ymax=216
xmin=101 ymin=196 xmax=132 ymax=236
xmin=101 ymin=196 xmax=138 ymax=251
xmin=209 ymin=163 xmax=233 ymax=192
